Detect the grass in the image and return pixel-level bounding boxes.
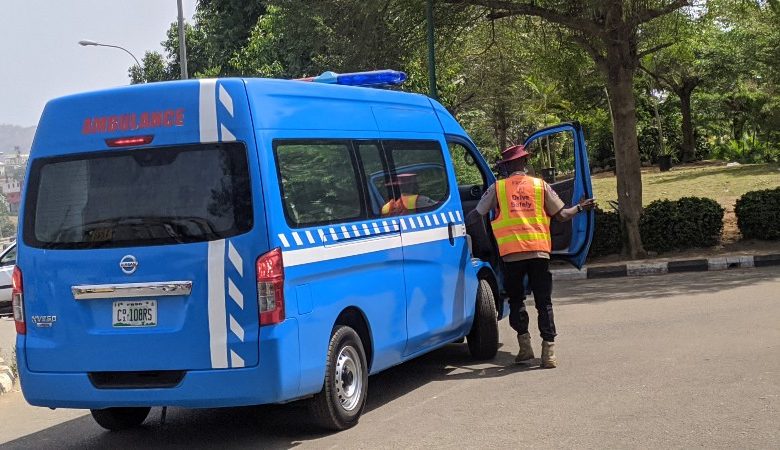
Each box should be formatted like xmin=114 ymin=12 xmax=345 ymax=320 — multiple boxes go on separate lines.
xmin=592 ymin=162 xmax=780 ymax=208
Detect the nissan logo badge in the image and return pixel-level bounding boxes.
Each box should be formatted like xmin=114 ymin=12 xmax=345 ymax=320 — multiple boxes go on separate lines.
xmin=120 ymin=255 xmax=139 ymax=274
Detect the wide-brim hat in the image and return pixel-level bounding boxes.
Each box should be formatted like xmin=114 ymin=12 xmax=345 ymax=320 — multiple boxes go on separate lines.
xmin=385 ymin=173 xmax=417 ymax=186
xmin=499 ymin=144 xmax=530 ymax=164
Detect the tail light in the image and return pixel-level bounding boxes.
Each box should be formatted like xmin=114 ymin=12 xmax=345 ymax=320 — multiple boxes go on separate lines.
xmin=257 ymin=248 xmax=284 ymax=326
xmin=12 ymin=266 xmax=25 ymax=334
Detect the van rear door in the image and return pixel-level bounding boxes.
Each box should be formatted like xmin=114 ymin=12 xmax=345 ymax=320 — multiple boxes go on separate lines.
xmin=522 ymin=122 xmax=594 ymax=268
xmin=20 ymin=79 xmax=266 ymax=372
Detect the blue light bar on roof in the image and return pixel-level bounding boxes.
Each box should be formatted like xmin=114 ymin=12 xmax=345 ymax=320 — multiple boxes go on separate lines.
xmin=297 ymin=70 xmax=407 ymax=87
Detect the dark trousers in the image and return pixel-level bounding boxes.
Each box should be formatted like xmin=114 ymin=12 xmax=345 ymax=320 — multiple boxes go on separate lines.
xmin=503 ymin=258 xmax=557 ymax=342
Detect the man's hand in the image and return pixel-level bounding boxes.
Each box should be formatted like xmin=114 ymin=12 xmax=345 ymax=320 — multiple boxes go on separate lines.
xmin=578 ymin=197 xmax=597 ymax=211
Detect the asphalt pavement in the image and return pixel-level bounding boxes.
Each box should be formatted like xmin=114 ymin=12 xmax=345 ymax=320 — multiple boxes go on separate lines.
xmin=1 ymin=267 xmax=778 ymax=449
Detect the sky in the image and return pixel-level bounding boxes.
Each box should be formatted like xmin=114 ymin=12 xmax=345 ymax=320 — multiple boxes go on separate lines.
xmin=0 ymin=0 xmax=198 ymax=127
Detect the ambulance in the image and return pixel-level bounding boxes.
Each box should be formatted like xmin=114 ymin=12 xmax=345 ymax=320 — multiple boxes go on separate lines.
xmin=14 ymin=70 xmax=594 ymax=431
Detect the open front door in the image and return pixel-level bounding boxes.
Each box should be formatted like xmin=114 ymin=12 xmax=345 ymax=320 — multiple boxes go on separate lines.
xmin=523 ymin=122 xmax=594 ymax=269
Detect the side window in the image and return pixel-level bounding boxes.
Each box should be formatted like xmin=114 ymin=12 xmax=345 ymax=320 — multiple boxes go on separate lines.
xmin=382 ymin=140 xmax=449 ymax=216
xmin=0 ymin=246 xmax=15 ymax=267
xmin=275 ymin=141 xmax=364 ymax=227
xmin=355 ymin=142 xmax=393 ymax=217
xmin=448 ymin=142 xmax=485 ymax=187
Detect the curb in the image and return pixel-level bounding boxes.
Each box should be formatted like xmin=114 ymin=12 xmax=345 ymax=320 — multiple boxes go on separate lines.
xmin=552 ymin=253 xmax=780 ymax=281
xmin=0 ymin=356 xmax=15 ymax=395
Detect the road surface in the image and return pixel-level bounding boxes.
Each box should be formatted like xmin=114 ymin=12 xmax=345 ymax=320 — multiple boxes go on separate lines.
xmin=1 ymin=267 xmax=778 ymax=449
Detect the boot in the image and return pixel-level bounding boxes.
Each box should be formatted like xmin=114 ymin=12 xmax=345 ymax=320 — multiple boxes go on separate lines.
xmin=541 ymin=341 xmax=557 ymax=369
xmin=515 ymin=333 xmax=534 ymax=363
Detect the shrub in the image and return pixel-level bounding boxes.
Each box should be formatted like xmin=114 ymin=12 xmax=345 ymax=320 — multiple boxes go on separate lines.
xmin=589 ymin=208 xmax=622 ymax=258
xmin=640 ymin=197 xmax=724 ymax=252
xmin=735 ymin=187 xmax=780 ymax=240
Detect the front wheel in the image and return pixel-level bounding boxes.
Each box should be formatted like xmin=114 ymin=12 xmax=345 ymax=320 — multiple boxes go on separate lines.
xmin=308 ymin=325 xmax=368 ymax=431
xmin=467 ymin=279 xmax=499 ymax=360
xmin=90 ymin=407 xmax=151 ymax=431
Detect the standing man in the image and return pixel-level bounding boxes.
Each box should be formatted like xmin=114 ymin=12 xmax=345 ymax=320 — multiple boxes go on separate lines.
xmin=476 ymin=144 xmax=595 ymax=368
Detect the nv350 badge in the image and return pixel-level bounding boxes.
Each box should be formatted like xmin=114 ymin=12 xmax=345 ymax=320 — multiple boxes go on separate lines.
xmin=32 ymin=315 xmax=57 ymax=328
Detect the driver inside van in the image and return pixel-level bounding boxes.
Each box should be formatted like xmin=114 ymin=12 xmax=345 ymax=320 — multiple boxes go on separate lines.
xmin=381 ymin=173 xmax=436 ymax=216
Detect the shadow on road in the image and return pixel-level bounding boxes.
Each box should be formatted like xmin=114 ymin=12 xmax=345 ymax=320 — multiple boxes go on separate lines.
xmin=556 ymin=266 xmax=780 ymax=305
xmin=2 ymin=345 xmax=536 ymax=449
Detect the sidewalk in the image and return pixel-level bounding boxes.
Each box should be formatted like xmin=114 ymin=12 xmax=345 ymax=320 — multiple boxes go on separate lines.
xmin=552 ymin=249 xmax=780 ymax=280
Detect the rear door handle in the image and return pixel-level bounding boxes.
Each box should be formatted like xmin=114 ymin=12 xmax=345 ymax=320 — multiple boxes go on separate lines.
xmin=448 ymin=222 xmax=455 ymax=246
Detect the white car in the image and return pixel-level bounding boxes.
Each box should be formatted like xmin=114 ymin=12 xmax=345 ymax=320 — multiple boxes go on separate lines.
xmin=0 ymin=242 xmax=15 ymax=315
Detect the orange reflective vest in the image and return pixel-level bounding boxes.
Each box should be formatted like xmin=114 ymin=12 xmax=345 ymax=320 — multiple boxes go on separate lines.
xmin=490 ymin=176 xmax=552 ymax=256
xmin=381 ymin=194 xmax=418 ymax=216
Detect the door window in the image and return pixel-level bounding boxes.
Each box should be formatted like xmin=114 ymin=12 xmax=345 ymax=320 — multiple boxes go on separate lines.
xmin=448 ymin=142 xmax=485 ymax=187
xmin=355 ymin=142 xmax=394 ymax=218
xmin=523 ymin=128 xmax=579 ymax=252
xmin=382 ymin=140 xmax=449 ymax=216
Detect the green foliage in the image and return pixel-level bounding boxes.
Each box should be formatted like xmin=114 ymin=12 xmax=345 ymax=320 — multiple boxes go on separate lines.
xmin=589 ymin=208 xmax=622 ymax=258
xmin=711 ymin=137 xmax=780 ymax=164
xmin=734 ymin=187 xmax=780 ymax=240
xmin=640 ymin=197 xmax=724 ymax=252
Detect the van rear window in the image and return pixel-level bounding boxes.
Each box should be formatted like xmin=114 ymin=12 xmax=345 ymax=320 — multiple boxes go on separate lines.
xmin=23 ymin=143 xmax=253 ymax=249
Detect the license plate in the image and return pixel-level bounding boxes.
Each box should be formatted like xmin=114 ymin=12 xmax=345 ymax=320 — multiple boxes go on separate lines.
xmin=113 ymin=300 xmax=157 ymax=327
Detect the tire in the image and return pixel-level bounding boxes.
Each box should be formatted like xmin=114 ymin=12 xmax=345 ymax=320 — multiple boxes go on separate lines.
xmin=467 ymin=279 xmax=499 ymax=360
xmin=308 ymin=325 xmax=368 ymax=431
xmin=90 ymin=407 xmax=151 ymax=431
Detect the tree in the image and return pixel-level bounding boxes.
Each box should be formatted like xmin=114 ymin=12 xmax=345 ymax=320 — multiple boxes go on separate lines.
xmin=130 ymin=51 xmax=176 ymax=84
xmin=444 ymin=0 xmax=693 ymax=259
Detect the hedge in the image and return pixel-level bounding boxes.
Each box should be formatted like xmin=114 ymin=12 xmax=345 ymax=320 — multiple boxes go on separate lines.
xmin=590 ymin=209 xmax=622 ymax=257
xmin=735 ymin=187 xmax=780 ymax=240
xmin=589 ymin=197 xmax=725 ymax=257
xmin=640 ymin=197 xmax=724 ymax=252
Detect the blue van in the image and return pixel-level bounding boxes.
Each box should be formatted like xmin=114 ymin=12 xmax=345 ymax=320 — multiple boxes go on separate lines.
xmin=14 ymin=71 xmax=593 ymax=431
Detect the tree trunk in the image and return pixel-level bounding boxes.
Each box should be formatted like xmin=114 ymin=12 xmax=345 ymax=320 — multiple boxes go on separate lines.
xmin=606 ymin=65 xmax=647 ymax=259
xmin=679 ymin=87 xmax=695 ymax=163
xmin=495 ymin=101 xmax=508 ymax=151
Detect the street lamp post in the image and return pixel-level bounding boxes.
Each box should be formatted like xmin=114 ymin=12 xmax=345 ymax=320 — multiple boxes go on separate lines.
xmin=78 ymin=39 xmax=142 ymax=74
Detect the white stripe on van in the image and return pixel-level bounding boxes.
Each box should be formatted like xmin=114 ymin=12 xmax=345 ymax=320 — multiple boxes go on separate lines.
xmin=448 ymin=211 xmax=456 ymax=223
xmin=362 ymin=223 xmax=370 ymax=236
xmin=227 ymin=241 xmax=243 ymax=277
xmin=372 ymin=223 xmax=380 ymax=234
xmin=317 ymin=229 xmax=327 ymax=243
xmin=305 ymin=230 xmax=315 ymax=244
xmin=220 ymin=124 xmax=236 ymax=142
xmin=408 ymin=218 xmax=416 ymax=229
xmin=284 ymin=234 xmax=402 ymax=267
xmin=440 ymin=212 xmax=448 ymax=224
xmin=455 ymin=210 xmax=462 ymax=222
xmin=382 ymin=221 xmax=390 ymax=232
xmin=218 ymin=84 xmax=234 ymax=117
xmin=329 ymin=228 xmax=339 ymax=241
xmin=229 ymin=315 xmax=245 ymax=342
xmin=432 ymin=214 xmax=440 ymax=225
xmin=278 ymin=234 xmax=290 ymax=248
xmin=230 ymin=350 xmax=245 ymax=368
xmin=416 ymin=217 xmax=424 ymax=228
xmin=207 ymin=239 xmax=228 ymax=369
xmin=199 ymin=79 xmax=218 ymax=142
xmin=400 ymin=219 xmax=408 ymax=230
xmin=424 ymin=215 xmax=432 ymax=227
xmin=283 ymin=225 xmax=456 ymax=267
xmin=228 ymin=278 xmax=244 ymax=309
xmin=292 ymin=232 xmax=303 ymax=246
xmin=341 ymin=226 xmax=350 ymax=239
xmin=392 ymin=220 xmax=399 ymax=231
xmin=352 ymin=225 xmax=360 ymax=236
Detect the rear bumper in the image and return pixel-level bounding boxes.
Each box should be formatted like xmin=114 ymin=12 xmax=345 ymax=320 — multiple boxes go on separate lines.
xmin=17 ymin=318 xmax=301 ymax=409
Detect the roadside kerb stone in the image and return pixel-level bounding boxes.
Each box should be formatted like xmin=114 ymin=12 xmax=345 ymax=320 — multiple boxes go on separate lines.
xmin=626 ymin=262 xmax=668 ymax=277
xmin=0 ymin=355 xmax=15 ymax=395
xmin=667 ymin=259 xmax=709 ymax=273
xmin=754 ymin=254 xmax=780 ymax=267
xmin=587 ymin=265 xmax=628 ymax=279
xmin=552 ymin=268 xmax=587 ymax=281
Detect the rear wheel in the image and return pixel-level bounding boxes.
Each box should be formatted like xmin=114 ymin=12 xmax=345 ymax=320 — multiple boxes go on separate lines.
xmin=90 ymin=407 xmax=151 ymax=431
xmin=309 ymin=325 xmax=368 ymax=431
xmin=467 ymin=279 xmax=499 ymax=360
